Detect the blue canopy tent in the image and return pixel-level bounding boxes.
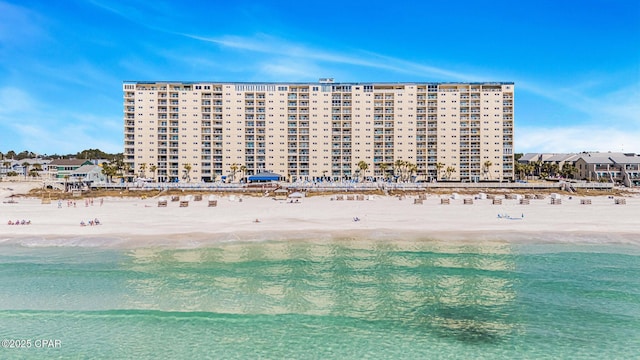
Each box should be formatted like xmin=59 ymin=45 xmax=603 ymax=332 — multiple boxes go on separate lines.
xmin=247 ymin=171 xmax=283 ymax=182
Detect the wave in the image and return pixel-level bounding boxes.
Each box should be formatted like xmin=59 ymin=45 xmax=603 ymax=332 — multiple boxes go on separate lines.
xmin=0 ymin=229 xmax=639 ymax=250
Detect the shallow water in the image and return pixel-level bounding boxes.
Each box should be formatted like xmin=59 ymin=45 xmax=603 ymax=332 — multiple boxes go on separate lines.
xmin=0 ymin=238 xmax=639 ymax=359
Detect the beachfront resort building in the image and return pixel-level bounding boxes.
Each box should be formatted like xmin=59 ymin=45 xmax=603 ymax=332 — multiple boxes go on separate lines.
xmin=123 ymin=80 xmax=515 ymax=183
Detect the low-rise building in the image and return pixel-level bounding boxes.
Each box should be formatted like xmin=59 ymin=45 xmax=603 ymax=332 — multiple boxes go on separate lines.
xmin=519 ymin=152 xmax=640 ymax=186
xmin=70 ymin=164 xmax=107 ymax=184
xmin=47 ymin=159 xmax=94 ymax=179
xmin=575 ymin=152 xmax=640 ymax=186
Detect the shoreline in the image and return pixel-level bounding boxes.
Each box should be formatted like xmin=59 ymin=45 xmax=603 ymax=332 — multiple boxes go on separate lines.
xmin=2 ymin=230 xmax=640 ymax=250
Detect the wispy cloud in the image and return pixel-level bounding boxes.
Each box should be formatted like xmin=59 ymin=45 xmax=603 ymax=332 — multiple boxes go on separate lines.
xmin=517 ymin=125 xmax=639 ymax=153
xmin=0 ymin=87 xmax=33 ymax=115
xmin=0 ymin=86 xmax=121 ymax=153
xmin=0 ymin=1 xmax=48 ymax=47
xmin=181 ymin=33 xmax=473 ymax=81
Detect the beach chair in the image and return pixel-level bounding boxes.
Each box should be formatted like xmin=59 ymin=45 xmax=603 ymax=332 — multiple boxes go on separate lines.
xmin=194 ymin=194 xmax=203 ymax=201
xmin=41 ymin=194 xmax=52 ymax=204
xmin=519 ymin=199 xmax=530 ymax=205
xmin=171 ymin=196 xmax=180 ymax=202
xmin=440 ymin=198 xmax=450 ymax=205
xmin=208 ymin=199 xmax=217 ymax=207
xmin=179 ymin=200 xmax=189 ymax=207
xmin=580 ymin=199 xmax=592 ymax=205
xmin=414 ymin=198 xmax=423 ymax=205
xmin=157 ymin=200 xmax=168 ymax=207
xmin=492 ymin=198 xmax=502 ymax=205
xmin=614 ymin=198 xmax=626 ymax=205
xmin=463 ymin=198 xmax=473 ymax=205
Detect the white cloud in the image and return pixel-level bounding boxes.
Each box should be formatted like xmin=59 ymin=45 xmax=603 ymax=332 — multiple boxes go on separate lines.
xmin=0 ymin=86 xmax=121 ymax=154
xmin=517 ymin=125 xmax=640 ymax=153
xmin=0 ymin=87 xmax=34 ymax=115
xmin=0 ymin=1 xmax=47 ymax=46
xmin=181 ymin=33 xmax=472 ymax=81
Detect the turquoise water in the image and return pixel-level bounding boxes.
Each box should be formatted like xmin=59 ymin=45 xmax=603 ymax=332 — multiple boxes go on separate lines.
xmin=0 ymin=238 xmax=639 ymax=359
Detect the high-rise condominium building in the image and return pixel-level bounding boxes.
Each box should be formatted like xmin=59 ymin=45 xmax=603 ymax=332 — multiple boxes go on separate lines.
xmin=123 ymin=80 xmax=514 ymax=183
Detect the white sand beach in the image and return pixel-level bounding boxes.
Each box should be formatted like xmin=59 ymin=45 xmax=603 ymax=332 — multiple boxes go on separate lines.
xmin=2 ymin=181 xmax=639 ymax=247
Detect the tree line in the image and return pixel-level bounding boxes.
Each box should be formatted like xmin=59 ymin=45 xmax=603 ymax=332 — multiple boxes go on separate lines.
xmin=0 ymin=149 xmax=122 ymax=161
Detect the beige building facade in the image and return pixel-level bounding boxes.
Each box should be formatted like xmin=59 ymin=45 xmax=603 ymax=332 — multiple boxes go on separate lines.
xmin=124 ymin=81 xmax=514 ymax=182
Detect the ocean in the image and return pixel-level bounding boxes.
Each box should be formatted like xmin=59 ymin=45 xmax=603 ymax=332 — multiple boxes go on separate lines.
xmin=0 ymin=237 xmax=639 ymax=359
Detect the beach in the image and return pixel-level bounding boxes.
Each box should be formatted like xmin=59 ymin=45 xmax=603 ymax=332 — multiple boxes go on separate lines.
xmin=1 ymin=181 xmax=640 ymax=247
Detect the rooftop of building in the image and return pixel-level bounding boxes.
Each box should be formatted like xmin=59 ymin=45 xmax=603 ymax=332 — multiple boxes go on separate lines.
xmin=124 ymin=80 xmax=515 ymax=86
xmin=521 ymin=152 xmax=640 ymax=165
xmin=48 ymin=159 xmax=94 ymax=166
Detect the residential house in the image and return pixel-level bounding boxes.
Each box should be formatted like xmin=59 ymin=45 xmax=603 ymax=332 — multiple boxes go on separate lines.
xmin=48 ymin=159 xmax=94 ymax=179
xmin=70 ymin=164 xmax=107 ymax=184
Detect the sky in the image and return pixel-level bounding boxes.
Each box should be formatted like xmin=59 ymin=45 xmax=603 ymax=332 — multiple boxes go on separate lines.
xmin=0 ymin=0 xmax=639 ymax=155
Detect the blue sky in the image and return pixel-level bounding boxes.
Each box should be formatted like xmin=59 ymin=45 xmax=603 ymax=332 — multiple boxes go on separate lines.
xmin=1 ymin=0 xmax=638 ymax=155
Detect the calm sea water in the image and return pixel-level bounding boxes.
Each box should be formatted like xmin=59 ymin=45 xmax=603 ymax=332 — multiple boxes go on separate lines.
xmin=0 ymin=237 xmax=639 ymax=359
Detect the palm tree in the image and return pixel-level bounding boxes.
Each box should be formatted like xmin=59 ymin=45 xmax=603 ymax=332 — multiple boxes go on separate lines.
xmin=435 ymin=162 xmax=445 ymax=181
xmin=561 ymin=163 xmax=578 ymax=179
xmin=239 ymin=165 xmax=247 ymax=183
xmin=149 ymin=164 xmax=157 ymax=181
xmin=357 ymin=161 xmax=369 ymax=182
xmin=514 ymin=162 xmax=525 ymax=181
xmin=533 ymin=160 xmax=543 ymax=178
xmin=394 ymin=160 xmax=406 ymax=182
xmin=230 ymin=163 xmax=239 ymax=183
xmin=111 ymin=158 xmax=125 ymax=181
xmin=378 ymin=163 xmax=388 ymax=181
xmin=524 ymin=164 xmax=534 ymax=180
xmin=101 ymin=163 xmax=117 ymax=183
xmin=483 ymin=160 xmax=493 ymax=180
xmin=395 ymin=160 xmax=416 ymax=182
xmin=139 ymin=163 xmax=147 ymax=178
xmin=32 ymin=163 xmax=43 ymax=178
xmin=550 ymin=163 xmax=560 ymax=178
xmin=409 ymin=163 xmax=418 ymax=182
xmin=122 ymin=163 xmax=131 ymax=182
xmin=2 ymin=160 xmax=11 ymax=180
xmin=445 ymin=166 xmax=456 ymax=180
xmin=183 ymin=163 xmax=192 ymax=182
xmin=21 ymin=161 xmax=30 ymax=179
